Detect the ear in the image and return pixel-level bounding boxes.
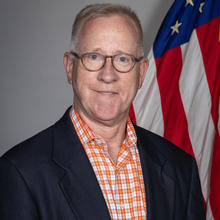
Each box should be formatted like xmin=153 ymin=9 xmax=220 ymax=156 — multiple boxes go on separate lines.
xmin=138 ymin=57 xmax=148 ymax=89
xmin=63 ymin=52 xmax=74 ymax=84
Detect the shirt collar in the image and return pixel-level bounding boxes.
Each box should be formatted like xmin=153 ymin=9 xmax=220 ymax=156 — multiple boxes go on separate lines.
xmin=69 ymin=106 xmax=137 ymax=148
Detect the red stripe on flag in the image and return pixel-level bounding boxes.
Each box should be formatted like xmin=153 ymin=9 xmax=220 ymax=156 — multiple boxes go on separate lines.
xmin=129 ymin=104 xmax=137 ymax=124
xmin=196 ymin=16 xmax=220 ymax=220
xmin=155 ymin=47 xmax=195 ymax=157
xmin=196 ymin=17 xmax=220 ymax=130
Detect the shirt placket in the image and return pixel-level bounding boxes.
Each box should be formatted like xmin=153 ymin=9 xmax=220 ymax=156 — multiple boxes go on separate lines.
xmin=94 ymin=138 xmax=119 ymax=219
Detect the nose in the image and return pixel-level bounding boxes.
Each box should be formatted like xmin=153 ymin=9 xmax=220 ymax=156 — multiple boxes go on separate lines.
xmin=97 ymin=57 xmax=118 ymax=83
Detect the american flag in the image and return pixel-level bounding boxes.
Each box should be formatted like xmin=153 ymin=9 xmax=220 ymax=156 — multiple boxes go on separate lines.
xmin=130 ymin=0 xmax=220 ymax=219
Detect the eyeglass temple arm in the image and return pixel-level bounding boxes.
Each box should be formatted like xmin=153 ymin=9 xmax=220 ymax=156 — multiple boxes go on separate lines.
xmin=135 ymin=56 xmax=143 ymax=62
xmin=70 ymin=51 xmax=80 ymax=58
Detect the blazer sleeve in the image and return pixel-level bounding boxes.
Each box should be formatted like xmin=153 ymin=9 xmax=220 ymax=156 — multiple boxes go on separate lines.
xmin=185 ymin=158 xmax=206 ymax=220
xmin=0 ymin=158 xmax=39 ymax=220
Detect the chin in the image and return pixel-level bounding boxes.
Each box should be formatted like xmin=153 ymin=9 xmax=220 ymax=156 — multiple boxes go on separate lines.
xmin=94 ymin=111 xmax=118 ymax=121
xmin=92 ymin=105 xmax=127 ymax=124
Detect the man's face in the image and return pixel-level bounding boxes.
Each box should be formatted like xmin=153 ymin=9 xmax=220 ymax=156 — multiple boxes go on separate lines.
xmin=64 ymin=15 xmax=148 ymax=126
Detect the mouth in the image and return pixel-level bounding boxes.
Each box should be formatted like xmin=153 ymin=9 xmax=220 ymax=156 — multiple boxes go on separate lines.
xmin=93 ymin=89 xmax=118 ymax=96
xmin=99 ymin=91 xmax=117 ymax=95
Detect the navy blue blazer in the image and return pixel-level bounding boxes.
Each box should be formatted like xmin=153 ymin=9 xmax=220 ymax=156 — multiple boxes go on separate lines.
xmin=0 ymin=108 xmax=205 ymax=219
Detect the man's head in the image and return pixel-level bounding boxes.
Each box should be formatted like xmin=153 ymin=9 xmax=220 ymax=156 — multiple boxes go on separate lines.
xmin=64 ymin=4 xmax=148 ymax=127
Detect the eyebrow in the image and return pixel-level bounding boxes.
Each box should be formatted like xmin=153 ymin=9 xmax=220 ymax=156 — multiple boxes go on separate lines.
xmin=81 ymin=48 xmax=135 ymax=55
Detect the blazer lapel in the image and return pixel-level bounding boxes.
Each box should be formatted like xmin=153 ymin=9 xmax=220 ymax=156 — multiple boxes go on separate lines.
xmin=52 ymin=108 xmax=111 ymax=220
xmin=136 ymin=127 xmax=175 ymax=220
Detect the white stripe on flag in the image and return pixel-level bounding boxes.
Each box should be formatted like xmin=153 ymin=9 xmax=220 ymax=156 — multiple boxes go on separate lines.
xmin=133 ymin=49 xmax=164 ymax=136
xmin=206 ymin=200 xmax=215 ymax=220
xmin=179 ymin=30 xmax=215 ymax=202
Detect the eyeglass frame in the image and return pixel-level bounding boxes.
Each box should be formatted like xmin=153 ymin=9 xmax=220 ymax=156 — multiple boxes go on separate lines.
xmin=70 ymin=51 xmax=143 ymax=73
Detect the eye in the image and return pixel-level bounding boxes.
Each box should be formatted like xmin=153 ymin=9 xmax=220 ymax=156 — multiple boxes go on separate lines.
xmin=116 ymin=54 xmax=131 ymax=64
xmin=89 ymin=53 xmax=98 ymax=60
xmin=119 ymin=56 xmax=127 ymax=62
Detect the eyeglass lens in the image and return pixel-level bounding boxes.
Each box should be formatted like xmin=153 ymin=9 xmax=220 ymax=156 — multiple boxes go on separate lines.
xmin=81 ymin=53 xmax=135 ymax=72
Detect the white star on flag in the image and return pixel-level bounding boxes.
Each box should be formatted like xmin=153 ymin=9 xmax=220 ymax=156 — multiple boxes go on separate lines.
xmin=199 ymin=2 xmax=205 ymax=13
xmin=171 ymin=20 xmax=182 ymax=35
xmin=185 ymin=0 xmax=194 ymax=6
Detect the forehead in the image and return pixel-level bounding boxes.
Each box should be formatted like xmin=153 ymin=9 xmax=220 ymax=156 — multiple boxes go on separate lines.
xmin=77 ymin=15 xmax=139 ymax=54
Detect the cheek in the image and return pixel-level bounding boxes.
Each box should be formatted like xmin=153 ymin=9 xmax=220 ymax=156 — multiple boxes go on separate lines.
xmin=72 ymin=66 xmax=85 ymax=88
xmin=72 ymin=70 xmax=84 ymax=98
xmin=121 ymin=74 xmax=140 ymax=100
xmin=72 ymin=71 xmax=93 ymax=98
xmin=130 ymin=71 xmax=141 ymax=89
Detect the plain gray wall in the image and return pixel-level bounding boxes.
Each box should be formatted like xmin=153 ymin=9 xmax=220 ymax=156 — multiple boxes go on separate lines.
xmin=0 ymin=0 xmax=173 ymax=155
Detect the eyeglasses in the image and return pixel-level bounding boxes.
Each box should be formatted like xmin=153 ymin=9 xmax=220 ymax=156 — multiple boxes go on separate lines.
xmin=70 ymin=51 xmax=143 ymax=73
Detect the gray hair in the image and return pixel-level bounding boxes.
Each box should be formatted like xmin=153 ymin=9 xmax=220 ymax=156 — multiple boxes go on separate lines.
xmin=70 ymin=3 xmax=144 ymax=56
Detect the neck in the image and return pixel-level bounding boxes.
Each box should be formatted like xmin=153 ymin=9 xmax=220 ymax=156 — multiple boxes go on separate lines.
xmin=89 ymin=120 xmax=128 ymax=164
xmin=74 ymin=106 xmax=129 ymax=163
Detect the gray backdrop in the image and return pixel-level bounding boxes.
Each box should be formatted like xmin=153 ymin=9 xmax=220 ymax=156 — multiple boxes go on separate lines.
xmin=0 ymin=0 xmax=173 ymax=155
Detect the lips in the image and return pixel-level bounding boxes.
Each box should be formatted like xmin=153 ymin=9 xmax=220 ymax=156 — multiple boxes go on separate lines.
xmin=99 ymin=91 xmax=117 ymax=94
xmin=91 ymin=90 xmax=118 ymax=97
xmin=93 ymin=89 xmax=118 ymax=95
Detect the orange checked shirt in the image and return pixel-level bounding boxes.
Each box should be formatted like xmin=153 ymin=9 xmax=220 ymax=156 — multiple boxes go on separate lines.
xmin=70 ymin=107 xmax=147 ymax=219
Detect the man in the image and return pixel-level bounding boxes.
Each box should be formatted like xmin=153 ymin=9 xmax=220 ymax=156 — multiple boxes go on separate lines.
xmin=0 ymin=3 xmax=205 ymax=220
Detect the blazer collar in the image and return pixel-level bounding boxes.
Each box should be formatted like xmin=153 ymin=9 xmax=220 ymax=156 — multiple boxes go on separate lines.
xmin=52 ymin=107 xmax=111 ymax=219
